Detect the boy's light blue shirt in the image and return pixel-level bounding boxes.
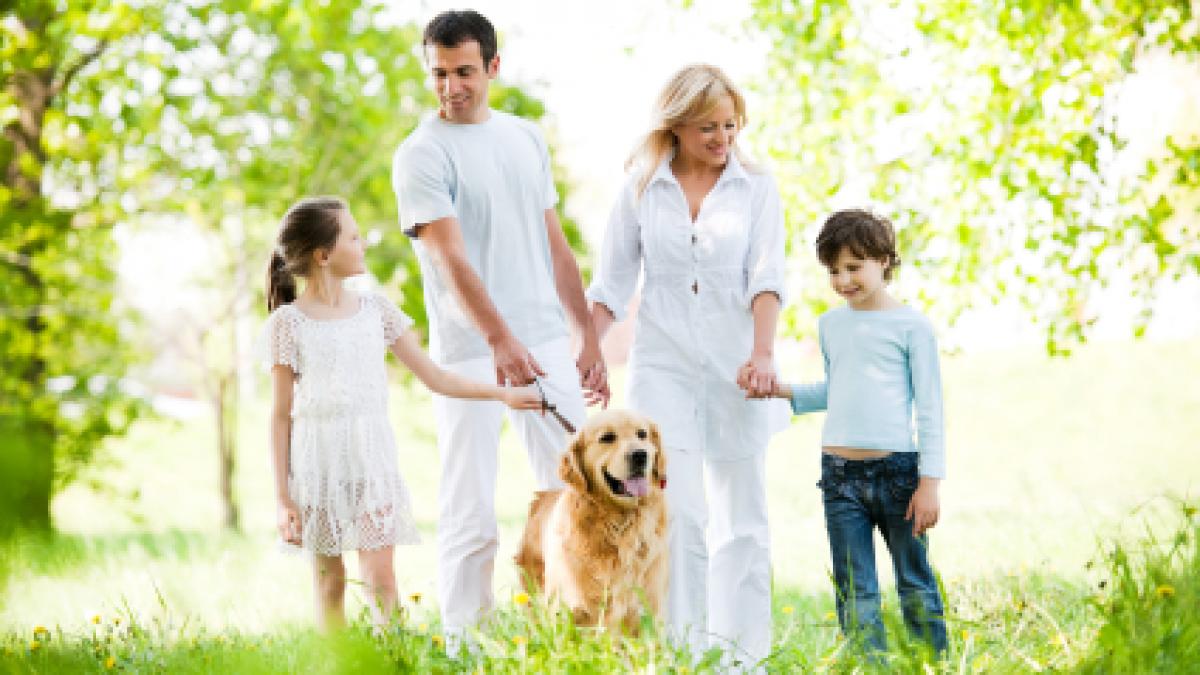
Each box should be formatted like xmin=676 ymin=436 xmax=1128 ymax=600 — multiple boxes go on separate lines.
xmin=789 ymin=305 xmax=946 ymax=478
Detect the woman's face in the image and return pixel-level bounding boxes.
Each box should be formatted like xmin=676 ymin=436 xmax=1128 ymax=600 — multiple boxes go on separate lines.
xmin=672 ymin=94 xmax=739 ymax=169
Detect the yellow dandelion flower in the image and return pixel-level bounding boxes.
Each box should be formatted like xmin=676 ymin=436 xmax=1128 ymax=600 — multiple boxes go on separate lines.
xmin=410 ymin=592 xmax=422 ymax=604
xmin=512 ymin=635 xmax=526 ymax=646
xmin=823 ymin=611 xmax=836 ymax=621
xmin=33 ymin=625 xmax=49 ymax=637
xmin=29 ymin=640 xmax=40 ymax=652
xmin=1183 ymin=505 xmax=1196 ymax=518
xmin=1156 ymin=585 xmax=1176 ymax=599
xmin=419 ymin=623 xmax=429 ymax=633
xmin=961 ymin=630 xmax=971 ymax=641
xmin=431 ymin=634 xmax=444 ymax=648
xmin=514 ymin=592 xmax=531 ymax=606
xmin=91 ymin=615 xmax=102 ymax=625
xmin=113 ymin=617 xmax=121 ymax=626
xmin=781 ymin=605 xmax=794 ymax=615
xmin=105 ymin=656 xmax=117 ymax=669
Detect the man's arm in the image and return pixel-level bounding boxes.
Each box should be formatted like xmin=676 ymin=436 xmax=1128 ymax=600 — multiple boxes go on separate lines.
xmin=416 ymin=216 xmax=544 ymax=385
xmin=544 ymin=208 xmax=608 ymax=406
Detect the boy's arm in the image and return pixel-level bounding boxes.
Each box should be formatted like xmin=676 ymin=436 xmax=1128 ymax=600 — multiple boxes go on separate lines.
xmin=910 ymin=320 xmax=946 ymax=479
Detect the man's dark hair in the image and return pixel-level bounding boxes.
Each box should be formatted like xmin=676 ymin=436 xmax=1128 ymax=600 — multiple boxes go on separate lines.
xmin=816 ymin=209 xmax=902 ymax=280
xmin=422 ymin=10 xmax=498 ymax=65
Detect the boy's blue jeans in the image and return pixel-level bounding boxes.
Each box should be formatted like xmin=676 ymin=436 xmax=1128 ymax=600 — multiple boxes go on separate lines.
xmin=818 ymin=452 xmax=948 ymax=654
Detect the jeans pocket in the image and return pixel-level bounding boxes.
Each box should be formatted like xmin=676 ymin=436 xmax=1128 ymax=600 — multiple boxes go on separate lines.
xmin=885 ymin=471 xmax=919 ymax=514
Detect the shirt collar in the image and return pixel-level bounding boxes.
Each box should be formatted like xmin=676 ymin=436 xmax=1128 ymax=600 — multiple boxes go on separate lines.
xmin=649 ymin=149 xmax=751 ymax=188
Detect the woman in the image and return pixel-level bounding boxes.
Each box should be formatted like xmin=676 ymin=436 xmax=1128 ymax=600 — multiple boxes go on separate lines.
xmin=587 ymin=64 xmax=787 ymax=667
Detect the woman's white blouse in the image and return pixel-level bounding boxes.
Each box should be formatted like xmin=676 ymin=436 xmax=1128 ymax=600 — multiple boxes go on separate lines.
xmin=587 ymin=153 xmax=790 ymax=458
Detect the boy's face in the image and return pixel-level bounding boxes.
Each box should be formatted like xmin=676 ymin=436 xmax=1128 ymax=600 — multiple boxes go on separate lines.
xmin=825 ymin=246 xmax=888 ymax=308
xmin=425 ymin=39 xmax=498 ymax=124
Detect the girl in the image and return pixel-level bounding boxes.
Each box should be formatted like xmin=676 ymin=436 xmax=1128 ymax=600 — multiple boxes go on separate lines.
xmin=263 ymin=196 xmax=542 ymax=630
xmin=586 ymin=65 xmax=788 ymax=667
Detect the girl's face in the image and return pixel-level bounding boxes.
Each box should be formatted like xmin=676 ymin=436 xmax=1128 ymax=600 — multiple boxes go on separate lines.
xmin=672 ymin=95 xmax=738 ymax=170
xmin=318 ymin=210 xmax=366 ymax=278
xmin=826 ymin=246 xmax=890 ymax=309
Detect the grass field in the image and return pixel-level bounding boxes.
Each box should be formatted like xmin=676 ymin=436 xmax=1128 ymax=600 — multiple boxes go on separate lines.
xmin=2 ymin=338 xmax=1198 ymax=672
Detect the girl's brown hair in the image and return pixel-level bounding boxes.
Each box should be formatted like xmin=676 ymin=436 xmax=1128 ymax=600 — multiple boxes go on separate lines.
xmin=816 ymin=209 xmax=902 ymax=280
xmin=266 ymin=196 xmax=347 ymax=311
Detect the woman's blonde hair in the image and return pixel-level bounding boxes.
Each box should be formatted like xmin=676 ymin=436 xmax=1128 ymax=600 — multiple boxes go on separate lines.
xmin=628 ymin=64 xmax=753 ymax=198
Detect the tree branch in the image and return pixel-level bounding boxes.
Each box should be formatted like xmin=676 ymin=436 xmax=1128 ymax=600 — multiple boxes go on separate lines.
xmin=50 ymin=39 xmax=109 ymax=99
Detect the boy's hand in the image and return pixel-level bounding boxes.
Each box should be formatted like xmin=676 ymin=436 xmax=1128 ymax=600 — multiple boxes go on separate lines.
xmin=905 ymin=478 xmax=941 ymax=536
xmin=737 ymin=360 xmax=789 ymax=399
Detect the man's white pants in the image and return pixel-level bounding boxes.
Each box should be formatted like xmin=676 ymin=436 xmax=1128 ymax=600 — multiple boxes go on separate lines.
xmin=432 ymin=336 xmax=584 ymax=642
xmin=666 ymin=447 xmax=772 ymax=668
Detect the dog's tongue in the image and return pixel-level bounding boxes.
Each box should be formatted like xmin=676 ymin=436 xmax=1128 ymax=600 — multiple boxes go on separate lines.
xmin=623 ymin=477 xmax=650 ymax=498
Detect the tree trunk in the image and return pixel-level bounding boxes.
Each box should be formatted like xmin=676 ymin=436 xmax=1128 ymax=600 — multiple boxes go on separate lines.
xmin=215 ymin=374 xmax=240 ymax=532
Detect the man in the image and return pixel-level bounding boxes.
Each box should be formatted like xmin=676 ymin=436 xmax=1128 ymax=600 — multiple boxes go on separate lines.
xmin=391 ymin=9 xmax=608 ymax=649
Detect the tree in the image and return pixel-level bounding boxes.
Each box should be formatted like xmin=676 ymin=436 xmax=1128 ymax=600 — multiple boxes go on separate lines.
xmin=748 ymin=0 xmax=1199 ymax=352
xmin=2 ymin=0 xmax=584 ymax=532
xmin=1 ymin=2 xmax=156 ymax=534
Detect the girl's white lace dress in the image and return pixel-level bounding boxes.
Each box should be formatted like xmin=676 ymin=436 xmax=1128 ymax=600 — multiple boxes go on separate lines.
xmin=263 ymin=292 xmax=420 ymax=554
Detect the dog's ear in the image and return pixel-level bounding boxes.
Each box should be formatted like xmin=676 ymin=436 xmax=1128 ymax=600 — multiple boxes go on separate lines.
xmin=649 ymin=421 xmax=666 ymax=483
xmin=559 ymin=432 xmax=591 ymax=492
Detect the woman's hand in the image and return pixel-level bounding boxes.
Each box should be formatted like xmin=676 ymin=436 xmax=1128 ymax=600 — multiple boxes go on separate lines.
xmin=905 ymin=478 xmax=941 ymax=536
xmin=500 ymin=385 xmax=544 ymax=411
xmin=277 ymin=499 xmax=302 ymax=546
xmin=738 ymin=352 xmax=778 ymax=399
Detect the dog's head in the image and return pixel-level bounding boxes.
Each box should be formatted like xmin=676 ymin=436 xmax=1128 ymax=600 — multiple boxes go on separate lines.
xmin=560 ymin=409 xmax=665 ymax=508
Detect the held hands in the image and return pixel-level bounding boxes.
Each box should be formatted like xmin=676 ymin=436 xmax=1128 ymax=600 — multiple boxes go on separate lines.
xmin=491 ymin=334 xmax=545 ymax=386
xmin=277 ymin=499 xmax=302 ymax=546
xmin=736 ymin=353 xmax=785 ymax=399
xmin=905 ymin=478 xmax=941 ymax=537
xmin=576 ymin=337 xmax=610 ymax=408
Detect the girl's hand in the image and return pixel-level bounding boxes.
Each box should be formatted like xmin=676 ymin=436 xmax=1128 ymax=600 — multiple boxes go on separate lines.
xmin=501 ymin=385 xmax=544 ymax=411
xmin=277 ymin=499 xmax=302 ymax=546
xmin=905 ymin=478 xmax=941 ymax=537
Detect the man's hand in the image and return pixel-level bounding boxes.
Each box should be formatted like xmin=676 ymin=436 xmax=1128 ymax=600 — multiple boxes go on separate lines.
xmin=491 ymin=334 xmax=545 ymax=386
xmin=905 ymin=478 xmax=941 ymax=537
xmin=577 ymin=338 xmax=610 ymax=408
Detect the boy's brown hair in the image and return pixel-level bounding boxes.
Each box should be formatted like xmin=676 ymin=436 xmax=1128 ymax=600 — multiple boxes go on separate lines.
xmin=815 ymin=209 xmax=901 ymax=280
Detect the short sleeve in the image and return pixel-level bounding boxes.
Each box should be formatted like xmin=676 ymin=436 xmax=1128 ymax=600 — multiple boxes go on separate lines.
xmin=392 ymin=139 xmax=456 ymax=238
xmin=370 ymin=293 xmax=414 ymax=346
xmin=538 ymin=134 xmax=559 ymax=210
xmin=259 ymin=307 xmax=301 ymax=374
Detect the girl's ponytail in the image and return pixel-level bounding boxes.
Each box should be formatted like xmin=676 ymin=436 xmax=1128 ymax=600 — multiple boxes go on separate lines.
xmin=266 ymin=250 xmax=297 ymax=312
xmin=266 ymin=196 xmax=346 ymax=312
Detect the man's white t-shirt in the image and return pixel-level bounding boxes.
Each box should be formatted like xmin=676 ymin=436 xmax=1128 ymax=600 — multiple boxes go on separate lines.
xmin=392 ymin=110 xmax=568 ymax=364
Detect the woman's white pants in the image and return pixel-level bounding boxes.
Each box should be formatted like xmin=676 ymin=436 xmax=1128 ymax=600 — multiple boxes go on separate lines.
xmin=665 ymin=446 xmax=772 ymax=669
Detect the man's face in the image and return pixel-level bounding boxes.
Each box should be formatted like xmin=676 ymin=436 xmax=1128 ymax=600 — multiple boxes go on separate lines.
xmin=424 ymin=40 xmax=497 ymax=124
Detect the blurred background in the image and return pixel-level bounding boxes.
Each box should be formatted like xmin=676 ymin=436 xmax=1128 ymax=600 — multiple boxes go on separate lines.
xmin=1 ymin=0 xmax=1197 ymax=657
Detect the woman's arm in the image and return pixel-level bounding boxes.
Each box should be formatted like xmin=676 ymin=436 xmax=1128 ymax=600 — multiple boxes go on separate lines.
xmin=388 ymin=330 xmax=542 ymax=410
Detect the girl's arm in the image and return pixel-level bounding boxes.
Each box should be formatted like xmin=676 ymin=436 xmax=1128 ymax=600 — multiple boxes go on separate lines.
xmin=269 ymin=365 xmax=301 ymax=544
xmin=388 ymin=330 xmax=542 ymax=409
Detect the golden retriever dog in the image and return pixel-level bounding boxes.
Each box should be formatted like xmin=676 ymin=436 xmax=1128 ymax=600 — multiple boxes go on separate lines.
xmin=515 ymin=409 xmax=669 ymax=633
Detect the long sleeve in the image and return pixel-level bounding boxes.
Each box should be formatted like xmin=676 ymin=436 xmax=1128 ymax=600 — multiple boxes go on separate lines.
xmin=743 ymin=174 xmax=787 ymax=308
xmin=789 ymin=323 xmax=829 ymax=414
xmin=586 ymin=181 xmax=642 ymax=322
xmin=909 ymin=320 xmax=946 ymax=478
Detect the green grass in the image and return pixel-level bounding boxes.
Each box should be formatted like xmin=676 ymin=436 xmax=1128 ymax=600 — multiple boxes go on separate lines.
xmin=2 ymin=338 xmax=1198 ymax=672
